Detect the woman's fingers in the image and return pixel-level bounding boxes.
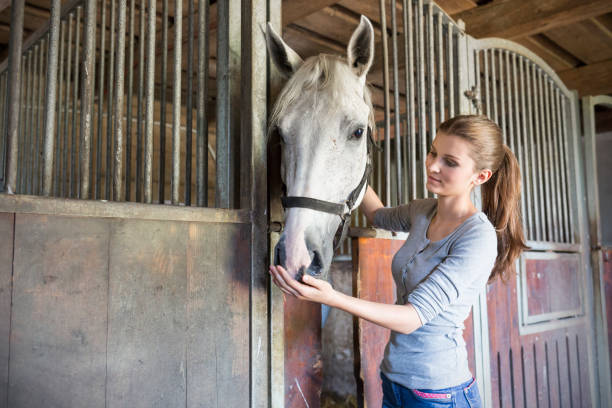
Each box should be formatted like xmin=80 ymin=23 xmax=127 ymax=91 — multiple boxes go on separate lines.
xmin=269 ymin=266 xmax=301 ymax=298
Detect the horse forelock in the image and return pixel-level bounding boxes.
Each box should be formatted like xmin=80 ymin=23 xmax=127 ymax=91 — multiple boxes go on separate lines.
xmin=268 ymin=54 xmax=375 ymax=138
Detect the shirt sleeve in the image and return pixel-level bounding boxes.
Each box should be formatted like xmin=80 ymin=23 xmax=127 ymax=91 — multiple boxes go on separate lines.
xmin=407 ymin=221 xmax=497 ymax=325
xmin=372 ymin=203 xmax=412 ymax=232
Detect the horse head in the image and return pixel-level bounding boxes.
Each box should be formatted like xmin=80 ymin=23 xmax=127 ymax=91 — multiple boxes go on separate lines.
xmin=266 ymin=16 xmax=376 ymax=281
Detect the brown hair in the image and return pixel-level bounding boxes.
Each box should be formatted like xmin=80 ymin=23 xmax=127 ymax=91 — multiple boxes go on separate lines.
xmin=438 ymin=115 xmax=528 ymax=282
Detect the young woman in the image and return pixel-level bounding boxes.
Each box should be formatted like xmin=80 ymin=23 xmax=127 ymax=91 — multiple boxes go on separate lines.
xmin=269 ymin=114 xmax=527 ymax=407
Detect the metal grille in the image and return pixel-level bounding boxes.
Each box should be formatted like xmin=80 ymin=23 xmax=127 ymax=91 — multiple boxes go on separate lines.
xmin=474 ymin=46 xmax=575 ymax=244
xmin=0 ymin=0 xmax=243 ymax=208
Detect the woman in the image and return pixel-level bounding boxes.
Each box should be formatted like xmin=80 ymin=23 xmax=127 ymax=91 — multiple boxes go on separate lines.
xmin=269 ymin=114 xmax=527 ymax=407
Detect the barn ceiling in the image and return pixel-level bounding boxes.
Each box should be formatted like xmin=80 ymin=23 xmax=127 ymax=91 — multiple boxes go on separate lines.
xmin=1 ymin=0 xmax=611 ymax=99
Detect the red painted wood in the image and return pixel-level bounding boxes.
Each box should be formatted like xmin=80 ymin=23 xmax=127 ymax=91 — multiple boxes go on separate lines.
xmin=525 ymin=255 xmax=580 ymax=317
xmin=352 ymin=237 xmax=479 ymax=407
xmin=603 ymin=248 xmax=612 ymax=383
xmin=284 ymin=297 xmax=322 ymax=407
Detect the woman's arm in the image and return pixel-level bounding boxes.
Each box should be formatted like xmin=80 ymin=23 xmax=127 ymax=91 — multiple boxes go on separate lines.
xmin=269 ymin=265 xmax=423 ymax=335
xmin=360 ymin=186 xmax=384 ymax=225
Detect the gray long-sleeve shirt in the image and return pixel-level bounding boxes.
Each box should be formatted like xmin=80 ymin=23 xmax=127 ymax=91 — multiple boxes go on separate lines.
xmin=373 ymin=198 xmax=497 ymax=389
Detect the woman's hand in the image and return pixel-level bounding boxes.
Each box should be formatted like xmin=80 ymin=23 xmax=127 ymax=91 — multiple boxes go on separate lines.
xmin=269 ymin=265 xmax=338 ymax=306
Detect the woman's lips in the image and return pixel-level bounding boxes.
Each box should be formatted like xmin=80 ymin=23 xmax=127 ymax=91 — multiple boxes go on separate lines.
xmin=427 ymin=175 xmax=441 ymax=183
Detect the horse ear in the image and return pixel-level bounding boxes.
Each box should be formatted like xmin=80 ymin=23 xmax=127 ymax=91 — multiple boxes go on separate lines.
xmin=265 ymin=22 xmax=303 ymax=78
xmin=347 ymin=16 xmax=375 ymax=78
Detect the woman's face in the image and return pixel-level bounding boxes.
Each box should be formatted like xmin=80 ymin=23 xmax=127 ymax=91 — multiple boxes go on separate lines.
xmin=425 ymin=132 xmax=484 ymax=197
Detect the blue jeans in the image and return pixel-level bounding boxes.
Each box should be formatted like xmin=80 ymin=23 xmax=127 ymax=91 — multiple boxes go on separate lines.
xmin=381 ymin=372 xmax=482 ymax=408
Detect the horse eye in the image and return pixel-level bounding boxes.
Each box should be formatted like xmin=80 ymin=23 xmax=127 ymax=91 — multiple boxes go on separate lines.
xmin=352 ymin=128 xmax=364 ymax=139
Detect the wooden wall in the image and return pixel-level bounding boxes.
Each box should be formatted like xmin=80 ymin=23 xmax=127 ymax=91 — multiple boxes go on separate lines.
xmin=0 ymin=210 xmax=251 ymax=407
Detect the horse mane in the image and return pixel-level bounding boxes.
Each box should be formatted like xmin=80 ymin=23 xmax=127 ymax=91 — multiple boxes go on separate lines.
xmin=268 ymin=54 xmax=376 ymax=138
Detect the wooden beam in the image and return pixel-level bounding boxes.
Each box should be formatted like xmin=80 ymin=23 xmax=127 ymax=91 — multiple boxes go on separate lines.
xmin=453 ymin=0 xmax=612 ymax=40
xmin=0 ymin=0 xmax=9 ymax=15
xmin=514 ymin=34 xmax=581 ymax=71
xmin=558 ymin=59 xmax=612 ymax=97
xmin=282 ymin=0 xmax=339 ymax=25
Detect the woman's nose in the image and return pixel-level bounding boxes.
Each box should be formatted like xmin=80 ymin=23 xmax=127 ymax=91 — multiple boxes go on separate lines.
xmin=428 ymin=158 xmax=440 ymax=173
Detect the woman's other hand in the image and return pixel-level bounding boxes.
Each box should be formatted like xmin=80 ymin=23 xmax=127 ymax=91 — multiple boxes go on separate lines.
xmin=269 ymin=265 xmax=338 ymax=306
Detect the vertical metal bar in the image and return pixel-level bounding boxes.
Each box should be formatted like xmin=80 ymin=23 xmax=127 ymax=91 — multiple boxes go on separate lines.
xmin=557 ymin=90 xmax=570 ymax=243
xmin=560 ymin=97 xmax=575 ymax=242
xmin=511 ymin=53 xmax=526 ymax=235
xmin=20 ymin=51 xmax=31 ymax=194
xmin=185 ymin=0 xmax=194 ymax=205
xmin=136 ymin=0 xmax=145 ymax=202
xmin=378 ymin=0 xmax=391 ymax=206
xmin=391 ymin=0 xmax=401 ymax=205
xmin=535 ymin=68 xmax=548 ymax=241
xmin=31 ymin=42 xmax=41 ymax=195
xmin=0 ymin=74 xmax=6 ymax=184
xmin=544 ymin=79 xmax=558 ymax=242
xmin=24 ymin=50 xmax=34 ymax=194
xmin=483 ymin=49 xmax=490 ymax=117
xmin=427 ymin=2 xmax=435 ymax=187
xmin=550 ymin=84 xmax=563 ymax=243
xmin=505 ymin=51 xmax=512 ymax=150
xmin=143 ymin=0 xmax=156 ymax=204
xmin=55 ymin=22 xmax=66 ymax=197
xmin=5 ymin=0 xmax=25 ymax=194
xmin=542 ymin=75 xmax=555 ymax=241
xmin=70 ymin=7 xmax=82 ymax=199
xmin=402 ymin=0 xmax=416 ymax=201
xmin=491 ymin=49 xmax=498 ymax=123
xmin=518 ymin=56 xmax=533 ymax=240
xmin=447 ymin=24 xmax=454 ymax=117
xmin=527 ymin=62 xmax=541 ymax=241
xmin=126 ymin=0 xmax=136 ymax=201
xmin=499 ymin=50 xmax=506 ymax=144
xmin=417 ymin=0 xmax=426 ymax=198
xmin=17 ymin=54 xmax=26 ymax=194
xmin=80 ymin=0 xmax=97 ymax=200
xmin=111 ymin=0 xmax=126 ymax=201
xmin=172 ymin=0 xmax=182 ymax=204
xmin=158 ymin=0 xmax=168 ymax=203
xmin=197 ymin=0 xmax=209 ymax=207
xmin=105 ymin=0 xmax=115 ymax=200
xmin=95 ymin=0 xmax=106 ymax=200
xmin=436 ymin=12 xmax=443 ymax=124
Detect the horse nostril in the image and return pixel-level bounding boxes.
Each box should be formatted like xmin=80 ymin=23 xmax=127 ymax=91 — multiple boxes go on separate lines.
xmin=274 ymin=240 xmax=286 ymax=268
xmin=306 ymin=250 xmax=323 ymax=277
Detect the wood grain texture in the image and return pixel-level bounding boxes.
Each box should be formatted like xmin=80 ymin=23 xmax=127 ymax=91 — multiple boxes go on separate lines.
xmin=9 ymin=214 xmax=109 ymax=408
xmin=0 ymin=213 xmax=13 ymax=408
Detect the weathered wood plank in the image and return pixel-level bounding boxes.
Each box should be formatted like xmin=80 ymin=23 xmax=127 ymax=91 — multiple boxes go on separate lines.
xmin=9 ymin=214 xmax=109 ymax=408
xmin=106 ymin=219 xmax=189 ymax=407
xmin=0 ymin=213 xmax=13 ymax=408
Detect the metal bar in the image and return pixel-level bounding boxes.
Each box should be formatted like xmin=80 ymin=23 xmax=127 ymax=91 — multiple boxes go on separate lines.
xmin=550 ymin=84 xmax=563 ymax=243
xmin=158 ymin=0 xmax=168 ymax=203
xmin=436 ymin=12 xmax=443 ymax=124
xmin=544 ymin=79 xmax=558 ymax=242
xmin=111 ymin=0 xmax=126 ymax=201
xmin=185 ymin=0 xmax=194 ymax=206
xmin=0 ymin=74 xmax=6 ymax=184
xmin=95 ymin=0 xmax=106 ymax=200
xmin=499 ymin=50 xmax=506 ymax=144
xmin=511 ymin=53 xmax=526 ymax=235
xmin=378 ymin=0 xmax=391 ymax=205
xmin=126 ymin=0 xmax=136 ymax=201
xmin=535 ymin=68 xmax=548 ymax=241
xmin=402 ymin=0 xmax=416 ymax=201
xmin=172 ymin=0 xmax=182 ymax=204
xmin=5 ymin=0 xmax=25 ymax=194
xmin=560 ymin=97 xmax=575 ymax=242
xmin=483 ymin=49 xmax=490 ymax=117
xmin=136 ymin=0 xmax=144 ymax=202
xmin=492 ymin=49 xmax=498 ymax=125
xmin=518 ymin=56 xmax=533 ymax=240
xmin=70 ymin=6 xmax=82 ymax=199
xmin=427 ymin=2 xmax=435 ymax=197
xmin=16 ymin=54 xmax=26 ymax=194
xmin=505 ymin=51 xmax=512 ymax=150
xmin=55 ymin=22 xmax=66 ymax=197
xmin=391 ymin=0 xmax=401 ymax=205
xmin=19 ymin=51 xmax=30 ymax=194
xmin=25 ymin=50 xmax=34 ymax=194
xmin=143 ymin=0 xmax=156 ymax=204
xmin=197 ymin=0 xmax=209 ymax=207
xmin=448 ymin=24 xmax=454 ymax=117
xmin=34 ymin=40 xmax=44 ymax=194
xmin=526 ymin=62 xmax=541 ymax=241
xmin=558 ymin=91 xmax=571 ymax=243
xmin=105 ymin=0 xmax=115 ymax=200
xmin=80 ymin=0 xmax=97 ymax=200
xmin=417 ymin=0 xmax=426 ymax=198
xmin=542 ymin=75 xmax=555 ymax=241
xmin=88 ymin=5 xmax=95 ymax=200
xmin=32 ymin=41 xmax=42 ymax=194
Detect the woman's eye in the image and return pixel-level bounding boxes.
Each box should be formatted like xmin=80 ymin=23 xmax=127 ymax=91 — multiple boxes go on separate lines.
xmin=351 ymin=128 xmax=364 ymax=139
xmin=445 ymin=159 xmax=457 ymax=167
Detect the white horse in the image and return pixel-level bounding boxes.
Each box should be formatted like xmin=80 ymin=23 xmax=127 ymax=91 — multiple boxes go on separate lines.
xmin=266 ymin=16 xmax=376 ymax=281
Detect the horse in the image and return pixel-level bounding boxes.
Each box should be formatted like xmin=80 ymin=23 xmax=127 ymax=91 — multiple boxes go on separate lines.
xmin=265 ymin=15 xmax=376 ymax=282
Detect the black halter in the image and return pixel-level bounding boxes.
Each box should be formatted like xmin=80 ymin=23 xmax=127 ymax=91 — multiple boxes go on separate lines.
xmin=281 ymin=128 xmax=377 ymax=251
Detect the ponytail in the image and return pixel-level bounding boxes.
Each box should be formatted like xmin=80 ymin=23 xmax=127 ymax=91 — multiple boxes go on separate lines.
xmin=481 ymin=145 xmax=529 ymax=282
xmin=438 ymin=115 xmax=528 ymax=283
